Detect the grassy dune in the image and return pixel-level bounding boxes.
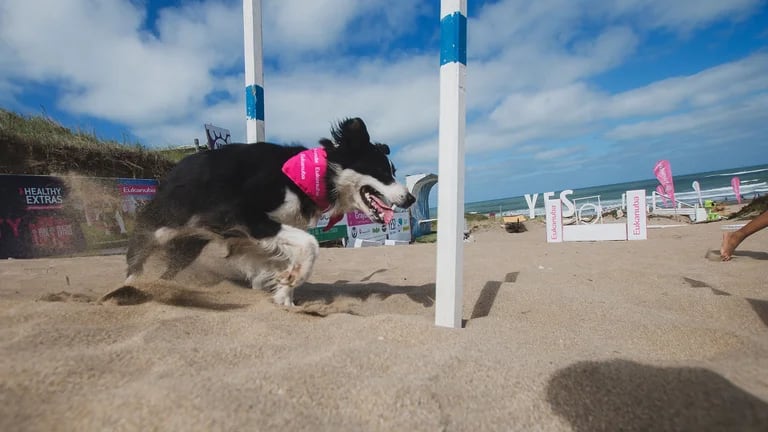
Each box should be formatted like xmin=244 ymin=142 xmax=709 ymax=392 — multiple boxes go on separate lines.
xmin=0 ymin=108 xmax=180 ymax=178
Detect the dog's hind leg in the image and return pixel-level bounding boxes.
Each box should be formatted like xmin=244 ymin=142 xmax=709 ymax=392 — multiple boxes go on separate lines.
xmin=126 ymin=230 xmax=154 ymax=281
xmin=159 ymin=235 xmax=211 ymax=280
xmin=126 ymin=226 xmax=214 ymax=283
xmin=204 ymin=224 xmax=318 ymax=306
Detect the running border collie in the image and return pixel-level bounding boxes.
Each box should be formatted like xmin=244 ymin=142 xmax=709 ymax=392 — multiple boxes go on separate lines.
xmin=124 ymin=117 xmax=415 ymax=306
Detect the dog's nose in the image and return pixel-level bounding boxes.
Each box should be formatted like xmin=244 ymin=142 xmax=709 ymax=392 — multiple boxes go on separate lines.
xmin=401 ymin=193 xmax=416 ymax=208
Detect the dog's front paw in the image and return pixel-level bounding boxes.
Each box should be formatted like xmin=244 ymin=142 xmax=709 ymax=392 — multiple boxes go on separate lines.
xmin=272 ymin=286 xmax=295 ymax=307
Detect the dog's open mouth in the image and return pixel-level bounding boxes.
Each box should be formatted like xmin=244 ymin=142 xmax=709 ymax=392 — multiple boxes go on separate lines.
xmin=360 ymin=186 xmax=394 ymax=224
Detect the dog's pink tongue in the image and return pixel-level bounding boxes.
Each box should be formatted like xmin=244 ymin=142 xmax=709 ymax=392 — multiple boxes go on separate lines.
xmin=370 ymin=195 xmax=395 ymax=225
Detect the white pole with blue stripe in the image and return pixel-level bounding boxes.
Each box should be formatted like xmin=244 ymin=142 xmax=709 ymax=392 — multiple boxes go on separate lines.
xmin=435 ymin=0 xmax=467 ymax=329
xmin=243 ymin=0 xmax=265 ymax=143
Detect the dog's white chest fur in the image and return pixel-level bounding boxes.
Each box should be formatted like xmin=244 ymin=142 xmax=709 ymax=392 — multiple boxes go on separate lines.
xmin=268 ymin=189 xmax=317 ymax=228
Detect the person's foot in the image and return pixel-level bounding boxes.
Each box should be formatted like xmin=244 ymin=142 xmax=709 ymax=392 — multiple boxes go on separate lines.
xmin=721 ymin=231 xmax=740 ymax=261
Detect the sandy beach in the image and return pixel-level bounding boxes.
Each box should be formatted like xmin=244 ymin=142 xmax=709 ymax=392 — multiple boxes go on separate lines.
xmin=1 ymin=217 xmax=767 ymax=431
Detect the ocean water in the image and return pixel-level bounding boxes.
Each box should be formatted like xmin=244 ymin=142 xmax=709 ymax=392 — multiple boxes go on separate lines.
xmin=447 ymin=163 xmax=768 ymax=217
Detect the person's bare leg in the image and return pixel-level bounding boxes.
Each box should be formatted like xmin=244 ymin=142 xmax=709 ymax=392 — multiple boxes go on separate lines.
xmin=721 ymin=210 xmax=768 ymax=261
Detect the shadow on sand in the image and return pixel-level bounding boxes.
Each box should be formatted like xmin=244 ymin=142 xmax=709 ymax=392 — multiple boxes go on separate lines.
xmin=97 ymin=269 xmax=525 ymax=321
xmin=546 ymin=359 xmax=768 ymax=432
xmin=99 ymin=284 xmax=248 ymax=311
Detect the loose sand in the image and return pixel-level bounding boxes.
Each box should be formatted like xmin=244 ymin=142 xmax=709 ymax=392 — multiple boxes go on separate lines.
xmin=1 ymin=217 xmax=767 ymax=431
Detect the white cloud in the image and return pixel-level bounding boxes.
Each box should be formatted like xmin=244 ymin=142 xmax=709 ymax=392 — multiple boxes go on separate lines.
xmin=262 ymin=0 xmax=434 ymax=61
xmin=602 ymin=0 xmax=761 ymax=31
xmin=0 ymin=0 xmax=243 ymax=127
xmin=534 ymin=146 xmax=586 ymax=161
xmin=262 ymin=0 xmax=361 ymax=55
xmin=606 ymin=92 xmax=768 ymax=141
xmin=610 ymin=54 xmax=768 ymax=115
xmin=484 ymin=52 xmax=768 ymax=148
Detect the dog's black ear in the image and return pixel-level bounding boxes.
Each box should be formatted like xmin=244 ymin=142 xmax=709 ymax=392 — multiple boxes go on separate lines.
xmin=319 ymin=138 xmax=336 ymax=150
xmin=331 ymin=117 xmax=370 ymax=150
xmin=374 ymin=142 xmax=390 ymax=155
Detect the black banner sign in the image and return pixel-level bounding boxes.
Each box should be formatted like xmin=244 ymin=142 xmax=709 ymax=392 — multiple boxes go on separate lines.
xmin=0 ymin=175 xmax=157 ymax=259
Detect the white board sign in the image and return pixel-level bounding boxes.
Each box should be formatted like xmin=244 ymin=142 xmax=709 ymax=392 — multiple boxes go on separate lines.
xmin=563 ymin=224 xmax=627 ymax=242
xmin=625 ymin=189 xmax=647 ymax=241
xmin=204 ymin=124 xmax=232 ymax=150
xmin=545 ymin=199 xmax=563 ymax=243
xmin=546 ymin=189 xmax=647 ymax=243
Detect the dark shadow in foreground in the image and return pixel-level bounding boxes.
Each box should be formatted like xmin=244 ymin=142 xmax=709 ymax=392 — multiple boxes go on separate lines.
xmin=705 ymin=249 xmax=768 ymax=261
xmin=730 ymin=250 xmax=768 ymax=260
xmin=546 ymin=359 xmax=768 ymax=432
xmin=747 ymin=298 xmax=768 ymax=327
xmin=682 ymin=276 xmax=731 ymax=296
xmin=470 ymin=281 xmax=502 ymax=321
xmin=467 ymin=272 xmax=518 ymax=324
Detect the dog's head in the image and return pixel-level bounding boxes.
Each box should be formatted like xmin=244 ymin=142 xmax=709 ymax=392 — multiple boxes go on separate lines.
xmin=321 ymin=118 xmax=415 ymax=224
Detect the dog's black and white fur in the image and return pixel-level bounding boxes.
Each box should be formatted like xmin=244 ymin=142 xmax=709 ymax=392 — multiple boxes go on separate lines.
xmin=125 ymin=117 xmax=415 ymax=306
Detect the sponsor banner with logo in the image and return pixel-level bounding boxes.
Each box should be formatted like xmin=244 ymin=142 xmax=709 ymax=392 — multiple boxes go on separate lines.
xmin=545 ymin=199 xmax=563 ymax=243
xmin=626 ymin=189 xmax=647 ymax=241
xmin=344 ymin=210 xmax=411 ymax=246
xmin=0 ymin=174 xmax=158 ymax=258
xmin=1 ymin=175 xmax=84 ymax=258
xmin=118 ymin=179 xmax=157 ymax=196
xmin=308 ymin=210 xmax=411 ymax=246
xmin=382 ymin=212 xmax=411 ymax=242
xmin=307 ymin=224 xmax=348 ymax=243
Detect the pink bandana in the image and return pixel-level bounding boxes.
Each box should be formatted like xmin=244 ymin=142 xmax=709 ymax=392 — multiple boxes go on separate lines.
xmin=282 ymin=148 xmax=343 ymax=231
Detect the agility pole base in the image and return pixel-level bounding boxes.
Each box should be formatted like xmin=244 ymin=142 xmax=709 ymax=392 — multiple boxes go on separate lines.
xmin=546 ymin=189 xmax=647 ymax=243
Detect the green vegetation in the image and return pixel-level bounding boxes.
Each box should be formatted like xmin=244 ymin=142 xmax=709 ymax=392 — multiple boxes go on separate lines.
xmin=155 ymin=146 xmax=201 ymax=163
xmin=465 ymin=213 xmax=489 ymax=222
xmin=0 ymin=108 xmax=177 ymax=178
xmin=414 ymin=232 xmax=437 ymax=243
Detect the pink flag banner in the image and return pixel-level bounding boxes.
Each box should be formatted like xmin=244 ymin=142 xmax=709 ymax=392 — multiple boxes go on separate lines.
xmin=731 ymin=176 xmax=742 ymax=204
xmin=656 ymin=184 xmax=669 ymax=207
xmin=653 ymin=160 xmax=676 ymax=207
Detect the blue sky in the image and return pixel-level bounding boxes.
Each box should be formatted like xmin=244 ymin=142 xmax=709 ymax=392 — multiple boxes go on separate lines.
xmin=1 ymin=0 xmax=767 ymax=204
